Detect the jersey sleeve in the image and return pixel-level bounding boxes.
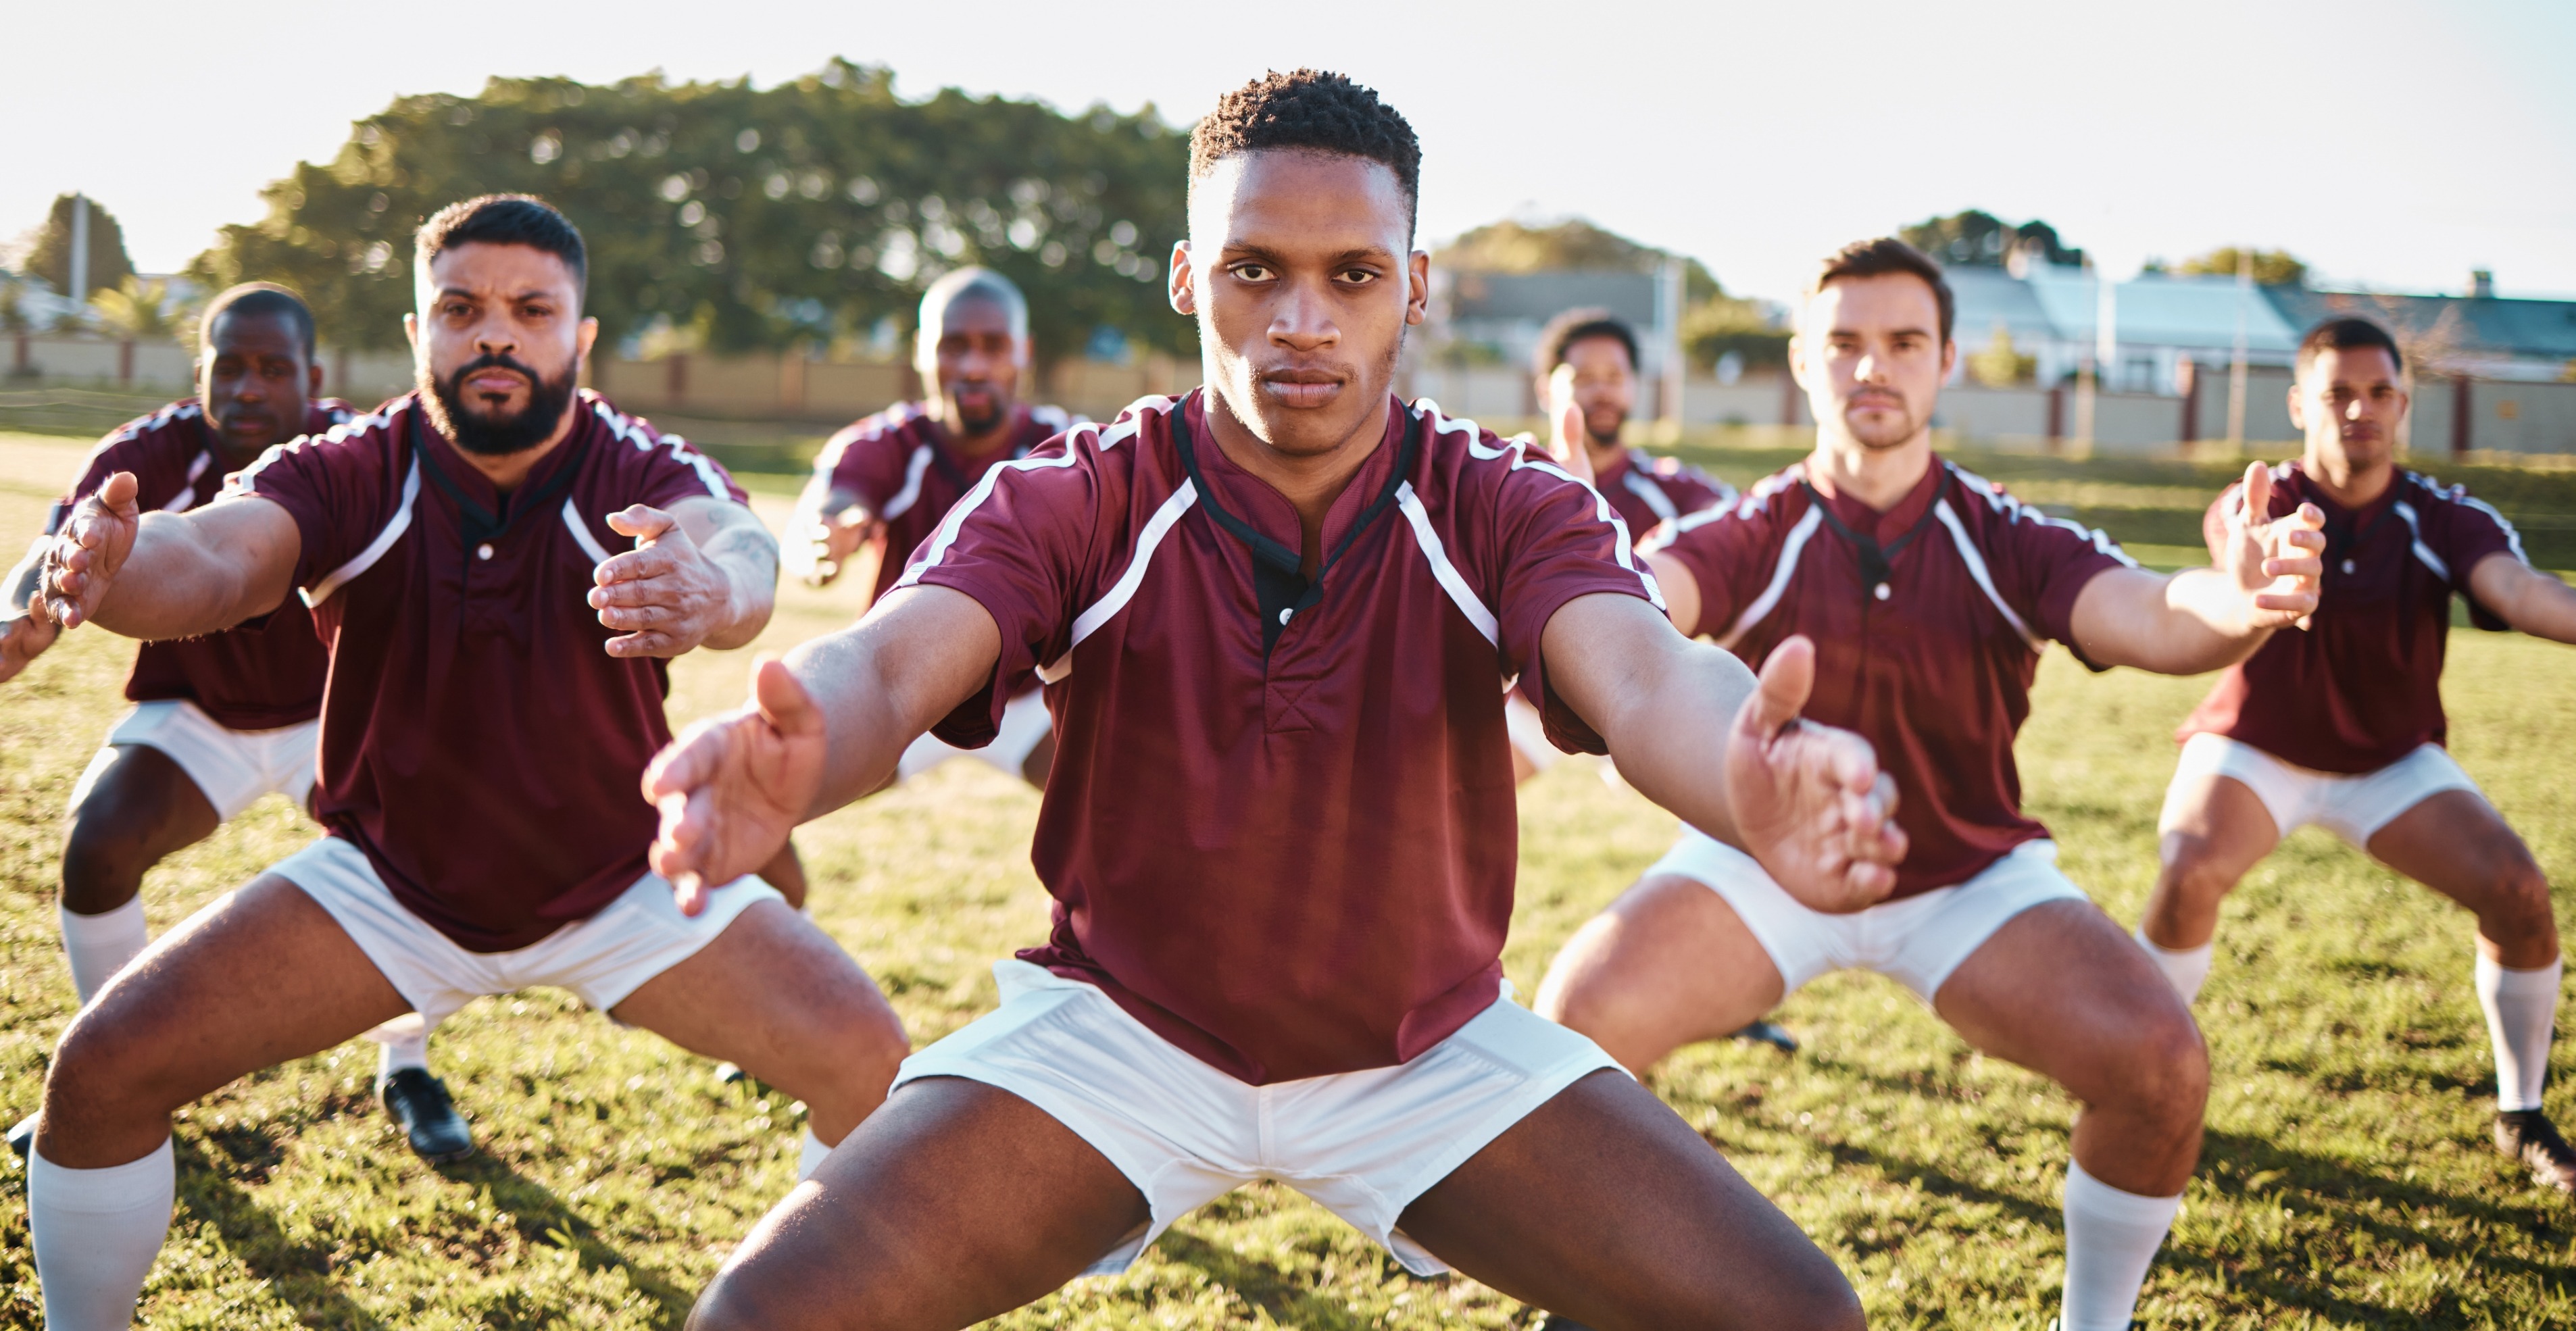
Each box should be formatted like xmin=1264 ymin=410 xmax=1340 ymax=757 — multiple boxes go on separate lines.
xmin=224 ymin=430 xmax=398 ymax=597
xmin=1979 ymin=488 xmax=2135 ymax=661
xmin=628 ymin=431 xmax=749 ymax=510
xmin=1640 ymin=505 xmax=1759 ymax=639
xmin=2423 ymin=480 xmax=2526 ymax=631
xmin=53 ymin=416 xmax=189 ymax=533
xmin=897 ymin=440 xmax=1102 ymax=747
xmin=814 ymin=418 xmax=913 ymax=516
xmin=1489 ymin=453 xmax=1666 ymax=755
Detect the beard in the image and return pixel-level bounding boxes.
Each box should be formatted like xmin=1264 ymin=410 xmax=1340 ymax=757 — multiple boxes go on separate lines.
xmin=949 ymin=384 xmax=1006 ymax=436
xmin=1841 ymin=397 xmax=1924 ymax=451
xmin=1585 ymin=405 xmax=1627 ymax=450
xmin=421 ymin=352 xmax=579 ymax=457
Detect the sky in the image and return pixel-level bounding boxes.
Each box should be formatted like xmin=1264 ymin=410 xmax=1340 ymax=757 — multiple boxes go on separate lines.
xmin=11 ymin=0 xmax=2573 ymax=306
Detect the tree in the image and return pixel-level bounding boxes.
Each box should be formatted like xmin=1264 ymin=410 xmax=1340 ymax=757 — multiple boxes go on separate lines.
xmin=2177 ymin=247 xmax=2307 ymax=288
xmin=1437 ymin=216 xmax=1783 ymax=371
xmin=1968 ymin=324 xmax=2036 ymax=386
xmin=93 ymin=276 xmax=183 ymax=341
xmin=188 ymin=61 xmax=1191 ymax=366
xmin=1900 ymin=209 xmax=2084 ymax=270
xmin=23 ymin=195 xmax=136 ymax=300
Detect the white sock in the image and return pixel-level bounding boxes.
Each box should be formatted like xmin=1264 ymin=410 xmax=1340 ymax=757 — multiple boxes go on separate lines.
xmin=2060 ymin=1158 xmax=2181 ymax=1331
xmin=797 ymin=1126 xmax=834 ymax=1183
xmin=30 ymin=1136 xmax=176 ymax=1331
xmin=2133 ymin=926 xmax=2214 ymax=1004
xmin=59 ymin=898 xmax=149 ymax=1006
xmin=2477 ymin=953 xmax=2561 ymax=1113
xmin=368 ymin=1011 xmax=432 ymax=1082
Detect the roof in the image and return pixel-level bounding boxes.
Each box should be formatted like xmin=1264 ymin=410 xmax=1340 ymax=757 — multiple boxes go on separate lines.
xmin=2267 ymin=286 xmax=2576 ymax=363
xmin=1445 ymin=270 xmax=1658 ymax=326
xmin=2018 ymin=266 xmax=2302 ymax=354
xmin=1946 ymin=267 xmax=2063 ymax=349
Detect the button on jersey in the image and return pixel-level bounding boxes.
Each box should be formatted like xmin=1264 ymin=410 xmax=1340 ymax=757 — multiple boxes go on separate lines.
xmin=1649 ymin=459 xmax=2131 ymax=899
xmin=2180 ymin=462 xmax=2525 ymax=774
xmin=901 ymin=391 xmax=1662 ymax=1084
xmin=812 ymin=401 xmax=1073 ymax=604
xmin=230 ymin=391 xmax=748 ymax=951
xmin=53 ymin=398 xmax=353 ymax=730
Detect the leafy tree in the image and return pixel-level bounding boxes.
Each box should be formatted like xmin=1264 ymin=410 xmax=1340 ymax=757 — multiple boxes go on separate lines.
xmin=188 ymin=61 xmax=1191 ymax=366
xmin=93 ymin=276 xmax=182 ymax=341
xmin=1900 ymin=209 xmax=2084 ymax=270
xmin=1968 ymin=324 xmax=2036 ymax=386
xmin=22 ymin=195 xmax=137 ymax=301
xmin=2177 ymin=247 xmax=2307 ymax=288
xmin=1437 ymin=216 xmax=1782 ymax=371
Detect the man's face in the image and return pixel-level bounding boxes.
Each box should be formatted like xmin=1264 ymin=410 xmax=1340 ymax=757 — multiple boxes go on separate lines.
xmin=198 ymin=311 xmax=316 ymax=457
xmin=918 ymin=295 xmax=1022 ymax=437
xmin=1170 ymin=150 xmax=1429 ymax=457
xmin=1792 ymin=273 xmax=1954 ymax=452
xmin=407 ymin=242 xmax=597 ymax=456
xmin=1545 ymin=334 xmax=1635 ymax=451
xmin=2290 ymin=345 xmax=2407 ymax=474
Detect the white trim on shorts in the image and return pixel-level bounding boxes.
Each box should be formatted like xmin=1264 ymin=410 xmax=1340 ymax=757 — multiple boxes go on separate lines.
xmin=892 ymin=959 xmax=1623 ymax=1278
xmin=1645 ymin=829 xmax=2087 ymax=1001
xmin=895 ymin=687 xmax=1052 ymax=782
xmin=2161 ymin=733 xmax=2481 ymax=847
xmin=70 ymin=699 xmax=318 ymax=821
xmin=269 ymin=834 xmax=783 ymax=1030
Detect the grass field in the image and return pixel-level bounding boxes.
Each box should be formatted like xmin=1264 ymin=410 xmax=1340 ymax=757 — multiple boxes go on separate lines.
xmin=1 ymin=422 xmax=2573 ymax=1328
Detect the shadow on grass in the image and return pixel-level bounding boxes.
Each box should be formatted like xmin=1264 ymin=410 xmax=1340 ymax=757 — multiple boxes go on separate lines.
xmin=1154 ymin=1227 xmax=1412 ymax=1331
xmin=439 ymin=1150 xmax=704 ymax=1330
xmin=173 ymin=1133 xmax=389 ymax=1331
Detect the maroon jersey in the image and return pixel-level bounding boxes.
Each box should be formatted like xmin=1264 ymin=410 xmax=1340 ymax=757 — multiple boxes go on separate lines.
xmin=1593 ymin=448 xmax=1735 ymax=543
xmin=812 ymin=401 xmax=1074 ymax=603
xmin=228 ymin=391 xmax=748 ymax=951
xmin=1648 ymin=459 xmax=2131 ymax=900
xmin=2179 ymin=462 xmax=2524 ymax=774
xmin=899 ymin=390 xmax=1660 ymax=1084
xmin=53 ymin=398 xmax=354 ymax=730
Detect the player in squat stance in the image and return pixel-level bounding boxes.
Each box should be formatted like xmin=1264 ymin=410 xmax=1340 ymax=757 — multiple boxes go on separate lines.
xmin=2138 ymin=316 xmax=2576 ymax=1192
xmin=788 ymin=267 xmax=1075 ymax=791
xmin=0 ymin=284 xmax=475 ymax=1161
xmin=1535 ymin=238 xmax=2325 ymax=1331
xmin=658 ymin=72 xmax=1906 ymax=1331
xmin=19 ymin=196 xmax=908 ymax=1330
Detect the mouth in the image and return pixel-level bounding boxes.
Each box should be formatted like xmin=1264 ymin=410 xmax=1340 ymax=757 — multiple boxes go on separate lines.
xmin=218 ymin=413 xmax=274 ymax=437
xmin=1259 ymin=369 xmax=1345 ymax=411
xmin=466 ymin=370 xmax=529 ymax=400
xmin=1848 ymin=393 xmax=1904 ymax=413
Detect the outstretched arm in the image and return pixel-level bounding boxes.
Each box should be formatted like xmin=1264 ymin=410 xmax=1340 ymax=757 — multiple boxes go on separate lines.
xmin=34 ymin=473 xmax=301 ymax=643
xmin=588 ymin=495 xmax=778 ymax=657
xmin=2469 ymin=554 xmax=2576 ymax=644
xmin=1541 ymin=591 xmax=1906 ymax=913
xmin=1 ymin=536 xmax=58 ymax=682
xmin=2064 ymin=461 xmax=2325 ymax=675
xmin=783 ymin=474 xmax=885 ymax=592
xmin=643 ymin=583 xmax=1001 ymax=911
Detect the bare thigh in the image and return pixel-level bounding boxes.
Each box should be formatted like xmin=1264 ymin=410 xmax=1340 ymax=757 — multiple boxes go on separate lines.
xmin=1536 ymin=874 xmax=1786 ymax=1072
xmin=1398 ymin=1069 xmax=1861 ymax=1331
xmin=39 ymin=876 xmax=411 ymax=1167
xmin=610 ymin=898 xmax=909 ymax=1145
xmin=2141 ymin=772 xmax=2281 ymax=950
xmin=1935 ymin=900 xmax=2209 ymax=1195
xmin=2367 ymin=787 xmax=2560 ymax=967
xmin=687 ymin=1076 xmax=1149 ymax=1331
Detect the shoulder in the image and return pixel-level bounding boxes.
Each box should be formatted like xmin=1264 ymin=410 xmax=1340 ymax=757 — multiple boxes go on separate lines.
xmin=308 ymin=398 xmax=360 ymax=432
xmin=83 ymin=399 xmax=205 ymax=472
xmin=2400 ymin=468 xmax=2526 ymax=557
xmin=820 ymin=402 xmax=931 ymax=466
xmin=1941 ymin=460 xmax=2135 ymax=566
xmin=575 ymin=392 xmax=740 ymax=502
xmin=1643 ymin=452 xmax=1737 ymax=504
xmin=1643 ymin=463 xmax=1803 ymax=555
xmin=1411 ymin=399 xmax=1585 ymax=507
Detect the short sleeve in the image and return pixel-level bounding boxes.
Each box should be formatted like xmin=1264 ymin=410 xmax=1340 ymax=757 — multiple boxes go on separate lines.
xmin=817 ymin=421 xmax=912 ymax=516
xmin=899 ymin=449 xmax=1098 ymax=747
xmin=1993 ymin=504 xmax=2135 ymax=656
xmin=2427 ymin=485 xmax=2525 ymax=630
xmin=631 ymin=434 xmax=748 ymax=510
xmin=1491 ymin=462 xmax=1665 ymax=755
xmin=224 ymin=434 xmax=395 ymax=595
xmin=1643 ymin=509 xmax=1759 ymax=640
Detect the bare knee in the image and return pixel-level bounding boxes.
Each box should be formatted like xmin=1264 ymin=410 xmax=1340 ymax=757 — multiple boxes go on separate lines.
xmin=41 ymin=1003 xmax=184 ymax=1157
xmin=60 ymin=813 xmax=156 ymax=915
xmin=688 ymin=1263 xmax=808 ymax=1331
xmin=2487 ymin=859 xmax=2558 ymax=946
xmin=2108 ymin=1007 xmax=2210 ymax=1130
xmin=2156 ymin=835 xmax=2244 ymax=909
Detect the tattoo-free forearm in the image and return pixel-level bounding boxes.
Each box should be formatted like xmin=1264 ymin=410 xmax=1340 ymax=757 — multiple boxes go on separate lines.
xmin=2475 ymin=555 xmax=2576 ymax=644
xmin=783 ymin=584 xmax=1004 ymax=819
xmin=91 ymin=510 xmax=297 ymax=640
xmin=1541 ymin=592 xmax=1759 ymax=847
xmin=2069 ymin=567 xmax=2271 ymax=676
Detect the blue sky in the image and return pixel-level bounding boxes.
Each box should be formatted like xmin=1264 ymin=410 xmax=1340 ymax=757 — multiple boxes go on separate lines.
xmin=14 ymin=0 xmax=2573 ymax=305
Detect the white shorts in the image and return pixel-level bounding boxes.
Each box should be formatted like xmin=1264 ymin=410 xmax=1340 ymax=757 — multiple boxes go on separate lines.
xmin=893 ymin=959 xmax=1623 ymax=1278
xmin=897 ymin=688 xmax=1051 ymax=782
xmin=71 ymin=699 xmax=318 ymax=821
xmin=270 ymin=834 xmax=783 ymax=1030
xmin=2162 ymin=734 xmax=2481 ymax=847
xmin=1647 ymin=829 xmax=2087 ymax=1001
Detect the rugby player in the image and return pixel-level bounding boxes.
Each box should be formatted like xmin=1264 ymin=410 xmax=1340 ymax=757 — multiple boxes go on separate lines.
xmin=1507 ymin=308 xmax=1735 ymax=786
xmin=2137 ymin=316 xmax=2576 ymax=1192
xmin=19 ymin=195 xmax=908 ymax=1330
xmin=657 ymin=72 xmax=1904 ymax=1331
xmin=0 ymin=284 xmax=477 ymax=1163
xmin=788 ymin=267 xmax=1074 ymax=791
xmin=1533 ymin=238 xmax=2327 ymax=1331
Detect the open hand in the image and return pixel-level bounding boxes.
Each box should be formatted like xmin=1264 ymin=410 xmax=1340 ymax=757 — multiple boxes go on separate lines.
xmin=37 ymin=472 xmax=142 ymax=632
xmin=1546 ymin=376 xmax=1595 ymax=486
xmin=793 ymin=508 xmax=882 ymax=588
xmin=590 ymin=505 xmax=737 ymax=657
xmin=2223 ymin=461 xmax=2327 ymax=630
xmin=1722 ymin=636 xmax=1907 ymax=912
xmin=0 ymin=611 xmax=60 ymax=684
xmin=642 ymin=656 xmax=828 ymax=915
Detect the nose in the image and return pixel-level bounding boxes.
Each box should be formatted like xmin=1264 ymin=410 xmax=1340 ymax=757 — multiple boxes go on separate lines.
xmin=1268 ymin=280 xmax=1339 ymax=353
xmin=1854 ymin=353 xmax=1888 ymax=384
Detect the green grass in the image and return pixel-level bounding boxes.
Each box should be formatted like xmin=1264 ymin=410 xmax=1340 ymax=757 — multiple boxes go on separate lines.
xmin=1 ymin=425 xmax=2573 ymax=1327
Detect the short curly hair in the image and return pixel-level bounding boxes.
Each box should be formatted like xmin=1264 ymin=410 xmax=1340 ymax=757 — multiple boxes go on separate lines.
xmin=1535 ymin=307 xmax=1638 ymax=376
xmin=1189 ymin=70 xmax=1420 ymax=234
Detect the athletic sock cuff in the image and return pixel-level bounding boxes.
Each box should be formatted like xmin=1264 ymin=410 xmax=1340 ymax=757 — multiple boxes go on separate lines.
xmin=29 ymin=1136 xmax=176 ymax=1211
xmin=2477 ymin=954 xmax=2565 ymax=993
xmin=61 ymin=896 xmax=148 ymax=930
xmin=2065 ymin=1158 xmax=2183 ymax=1224
xmin=2131 ymin=926 xmax=2210 ymax=961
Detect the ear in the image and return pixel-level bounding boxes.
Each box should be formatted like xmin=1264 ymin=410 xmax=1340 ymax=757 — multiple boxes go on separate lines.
xmin=403 ymin=311 xmax=422 ymax=354
xmin=1939 ymin=336 xmax=1958 ymax=382
xmin=1787 ymin=334 xmax=1810 ymax=392
xmin=1405 ymin=250 xmax=1431 ymax=327
xmin=307 ymin=358 xmax=326 ymax=399
xmin=2284 ymin=380 xmax=2305 ymax=430
xmin=576 ymin=316 xmax=599 ymax=362
xmin=1168 ymin=241 xmax=1196 ymax=317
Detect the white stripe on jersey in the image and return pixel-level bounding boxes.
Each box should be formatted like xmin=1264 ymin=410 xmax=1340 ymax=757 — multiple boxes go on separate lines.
xmin=1931 ymin=499 xmax=2043 ymax=652
xmin=560 ymin=499 xmax=614 ymax=568
xmin=1395 ymin=480 xmax=1502 ymax=647
xmin=1417 ymin=400 xmax=1665 ymax=611
xmin=2406 ymin=471 xmax=2529 ymax=570
xmin=881 ymin=444 xmax=937 ymax=520
xmin=1040 ymin=478 xmax=1198 ymax=684
xmin=897 ymin=395 xmax=1172 ymax=611
xmin=1716 ymin=507 xmax=1824 ymax=650
xmin=1947 ymin=462 xmax=2137 ymax=570
xmin=589 ymin=397 xmax=732 ymax=499
xmin=1623 ymin=469 xmax=1681 ymax=525
xmin=303 ymin=458 xmax=422 ymax=607
xmin=161 ymin=451 xmax=214 ymax=513
xmin=2389 ymin=501 xmax=2450 ymax=581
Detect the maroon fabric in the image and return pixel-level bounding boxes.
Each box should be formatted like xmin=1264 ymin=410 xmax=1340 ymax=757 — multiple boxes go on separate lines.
xmin=2180 ymin=462 xmax=2523 ymax=774
xmin=228 ymin=391 xmax=748 ymax=951
xmin=54 ymin=398 xmax=355 ymax=730
xmin=813 ymin=402 xmax=1072 ymax=603
xmin=1649 ymin=459 xmax=2131 ymax=899
xmin=900 ymin=390 xmax=1660 ymax=1084
xmin=1593 ymin=448 xmax=1735 ymax=545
